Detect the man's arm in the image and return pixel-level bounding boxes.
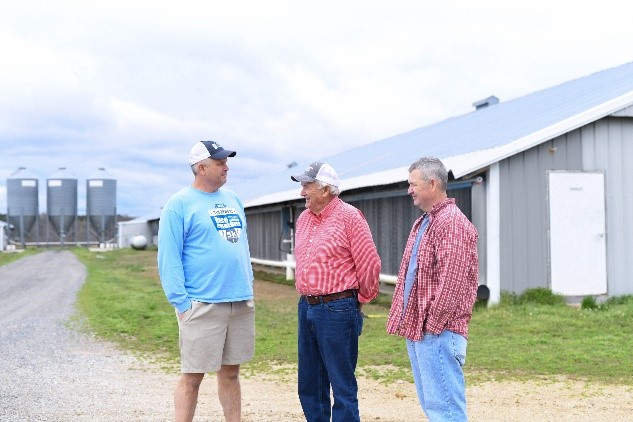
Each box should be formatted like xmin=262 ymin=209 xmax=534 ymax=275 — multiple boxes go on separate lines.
xmin=348 ymin=210 xmax=381 ymax=304
xmin=157 ymin=208 xmax=191 ymax=313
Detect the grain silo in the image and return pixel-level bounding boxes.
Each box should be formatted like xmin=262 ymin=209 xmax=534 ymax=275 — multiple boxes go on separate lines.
xmin=86 ymin=167 xmax=117 ymax=243
xmin=47 ymin=167 xmax=77 ymax=241
xmin=6 ymin=167 xmax=39 ymax=245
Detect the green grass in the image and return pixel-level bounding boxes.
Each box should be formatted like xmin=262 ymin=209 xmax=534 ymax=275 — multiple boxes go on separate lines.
xmin=72 ymin=247 xmax=180 ymax=368
xmin=0 ymin=247 xmax=39 ymax=265
xmin=468 ymin=291 xmax=633 ymax=384
xmin=249 ymin=271 xmax=298 ymax=369
xmin=58 ymin=248 xmax=633 ymax=385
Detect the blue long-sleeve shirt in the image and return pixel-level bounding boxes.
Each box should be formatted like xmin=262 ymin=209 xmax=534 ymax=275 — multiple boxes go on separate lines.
xmin=157 ymin=186 xmax=254 ymax=313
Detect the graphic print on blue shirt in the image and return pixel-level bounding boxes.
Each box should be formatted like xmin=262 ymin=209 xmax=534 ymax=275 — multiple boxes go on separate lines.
xmin=208 ymin=204 xmax=243 ymax=243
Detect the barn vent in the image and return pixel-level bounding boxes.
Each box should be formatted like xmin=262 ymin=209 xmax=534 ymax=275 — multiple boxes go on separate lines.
xmin=472 ymin=95 xmax=499 ymax=110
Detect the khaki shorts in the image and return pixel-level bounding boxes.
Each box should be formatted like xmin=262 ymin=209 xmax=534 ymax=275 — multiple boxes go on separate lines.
xmin=177 ymin=299 xmax=255 ymax=373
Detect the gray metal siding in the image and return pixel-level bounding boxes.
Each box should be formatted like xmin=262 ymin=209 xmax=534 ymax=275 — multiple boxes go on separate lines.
xmin=246 ymin=208 xmax=285 ymax=261
xmin=581 ymin=117 xmax=633 ymax=296
xmin=499 ymin=132 xmax=583 ymax=293
xmin=471 ymin=182 xmax=487 ymax=286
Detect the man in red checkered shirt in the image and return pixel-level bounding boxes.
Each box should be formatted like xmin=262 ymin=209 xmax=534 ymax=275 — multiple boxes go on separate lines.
xmin=291 ymin=161 xmax=381 ymax=422
xmin=386 ymin=157 xmax=479 ymax=422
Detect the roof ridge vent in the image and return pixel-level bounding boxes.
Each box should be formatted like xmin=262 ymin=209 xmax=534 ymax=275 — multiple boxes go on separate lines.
xmin=472 ymin=95 xmax=499 ymax=110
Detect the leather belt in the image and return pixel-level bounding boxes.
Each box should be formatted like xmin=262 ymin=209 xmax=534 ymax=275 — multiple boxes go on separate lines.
xmin=303 ymin=289 xmax=357 ymax=305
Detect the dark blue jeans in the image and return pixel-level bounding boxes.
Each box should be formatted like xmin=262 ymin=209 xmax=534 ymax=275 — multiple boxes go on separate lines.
xmin=297 ymin=296 xmax=363 ymax=422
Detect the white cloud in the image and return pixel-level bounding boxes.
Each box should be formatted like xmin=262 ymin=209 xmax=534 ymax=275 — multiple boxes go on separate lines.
xmin=1 ymin=0 xmax=632 ymax=217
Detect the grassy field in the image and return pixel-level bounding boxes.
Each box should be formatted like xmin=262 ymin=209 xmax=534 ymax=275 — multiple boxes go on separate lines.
xmin=33 ymin=247 xmax=633 ymax=385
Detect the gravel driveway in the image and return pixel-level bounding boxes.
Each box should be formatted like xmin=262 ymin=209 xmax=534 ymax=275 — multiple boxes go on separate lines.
xmin=0 ymin=251 xmax=176 ymax=421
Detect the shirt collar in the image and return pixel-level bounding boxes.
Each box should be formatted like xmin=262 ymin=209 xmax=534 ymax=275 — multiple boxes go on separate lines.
xmin=427 ymin=197 xmax=455 ymax=216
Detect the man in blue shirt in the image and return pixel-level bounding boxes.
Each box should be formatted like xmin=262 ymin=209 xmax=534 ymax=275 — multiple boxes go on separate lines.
xmin=158 ymin=140 xmax=254 ymax=422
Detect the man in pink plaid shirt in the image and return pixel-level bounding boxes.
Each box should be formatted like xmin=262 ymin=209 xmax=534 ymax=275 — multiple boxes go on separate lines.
xmin=291 ymin=161 xmax=381 ymax=422
xmin=387 ymin=156 xmax=479 ymax=422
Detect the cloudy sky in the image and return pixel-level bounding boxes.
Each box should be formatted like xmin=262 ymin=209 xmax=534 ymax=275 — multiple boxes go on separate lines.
xmin=1 ymin=0 xmax=631 ymax=218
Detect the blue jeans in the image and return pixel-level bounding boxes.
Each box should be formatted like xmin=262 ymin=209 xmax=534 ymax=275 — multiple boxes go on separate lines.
xmin=297 ymin=296 xmax=363 ymax=422
xmin=406 ymin=330 xmax=468 ymax=422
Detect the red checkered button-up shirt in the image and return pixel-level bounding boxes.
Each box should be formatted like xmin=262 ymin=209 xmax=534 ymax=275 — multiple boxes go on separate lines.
xmin=294 ymin=197 xmax=381 ymax=303
xmin=386 ymin=198 xmax=478 ymax=341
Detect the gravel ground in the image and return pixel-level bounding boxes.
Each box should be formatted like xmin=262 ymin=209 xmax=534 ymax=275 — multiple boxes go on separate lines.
xmin=1 ymin=250 xmax=632 ymax=421
xmin=0 ymin=250 xmax=171 ymax=421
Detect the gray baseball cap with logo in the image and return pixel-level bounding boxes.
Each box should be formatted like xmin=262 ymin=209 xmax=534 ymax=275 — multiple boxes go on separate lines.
xmin=291 ymin=161 xmax=340 ymax=188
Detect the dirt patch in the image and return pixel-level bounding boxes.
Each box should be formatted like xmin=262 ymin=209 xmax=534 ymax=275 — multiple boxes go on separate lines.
xmin=160 ymin=366 xmax=632 ymax=421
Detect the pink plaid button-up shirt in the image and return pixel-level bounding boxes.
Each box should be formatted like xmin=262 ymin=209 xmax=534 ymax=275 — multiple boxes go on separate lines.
xmin=387 ymin=198 xmax=478 ymax=341
xmin=294 ymin=197 xmax=381 ymax=303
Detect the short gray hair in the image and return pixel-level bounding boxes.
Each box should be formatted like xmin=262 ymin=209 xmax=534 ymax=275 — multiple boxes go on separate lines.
xmin=190 ymin=158 xmax=212 ymax=176
xmin=408 ymin=157 xmax=448 ymax=191
xmin=316 ymin=180 xmax=340 ymax=195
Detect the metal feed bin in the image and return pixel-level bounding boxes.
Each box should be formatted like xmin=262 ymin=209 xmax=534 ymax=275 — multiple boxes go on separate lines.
xmin=46 ymin=167 xmax=77 ymax=242
xmin=86 ymin=168 xmax=117 ymax=243
xmin=7 ymin=167 xmax=39 ymax=245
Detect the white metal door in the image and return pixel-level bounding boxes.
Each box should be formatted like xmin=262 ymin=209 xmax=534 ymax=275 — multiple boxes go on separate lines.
xmin=548 ymin=171 xmax=607 ymax=295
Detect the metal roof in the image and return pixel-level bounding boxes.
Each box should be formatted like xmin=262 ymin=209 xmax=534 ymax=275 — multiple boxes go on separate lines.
xmin=118 ymin=211 xmax=161 ymax=224
xmin=8 ymin=167 xmax=38 ymax=180
xmin=234 ymin=61 xmax=633 ymax=207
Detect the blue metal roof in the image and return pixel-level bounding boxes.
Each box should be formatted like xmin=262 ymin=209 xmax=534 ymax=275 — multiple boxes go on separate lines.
xmin=234 ymin=61 xmax=633 ymax=207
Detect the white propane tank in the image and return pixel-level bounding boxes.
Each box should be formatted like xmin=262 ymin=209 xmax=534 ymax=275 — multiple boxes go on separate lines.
xmin=130 ymin=234 xmax=148 ymax=250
